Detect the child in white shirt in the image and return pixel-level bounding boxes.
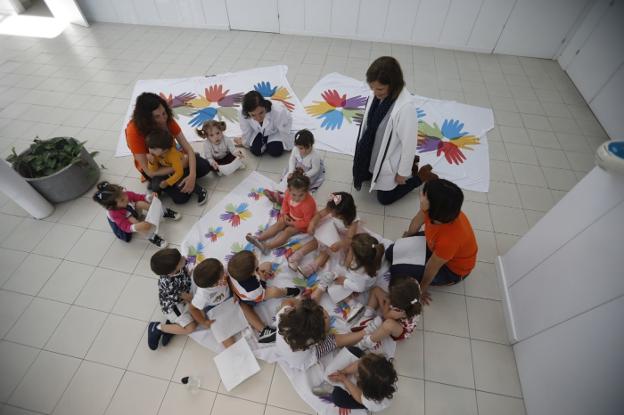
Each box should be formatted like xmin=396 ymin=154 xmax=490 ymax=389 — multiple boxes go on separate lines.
xmin=188 ymin=258 xmax=236 ymax=348
xmin=196 ymin=120 xmax=245 ymax=176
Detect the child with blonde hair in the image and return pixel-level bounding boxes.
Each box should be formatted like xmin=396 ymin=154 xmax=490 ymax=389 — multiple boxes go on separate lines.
xmin=196 ymin=120 xmax=245 ymax=175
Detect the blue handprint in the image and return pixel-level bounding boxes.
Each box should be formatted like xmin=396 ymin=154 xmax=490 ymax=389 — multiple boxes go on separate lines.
xmin=441 ymin=119 xmax=468 ymax=139
xmin=318 ymin=109 xmax=344 ymax=130
xmin=254 ymin=81 xmax=277 ymax=98
xmin=189 ymin=107 xmax=218 ymax=127
xmin=416 ymin=107 xmax=426 ymax=118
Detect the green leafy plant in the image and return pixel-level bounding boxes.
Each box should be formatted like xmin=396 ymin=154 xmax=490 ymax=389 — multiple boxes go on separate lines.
xmin=6 ymin=137 xmax=98 ymax=179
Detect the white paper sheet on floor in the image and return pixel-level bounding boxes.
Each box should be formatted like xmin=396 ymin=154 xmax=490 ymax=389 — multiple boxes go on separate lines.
xmin=115 ymin=65 xmax=311 ymax=157
xmin=213 ymin=337 xmax=261 ymax=391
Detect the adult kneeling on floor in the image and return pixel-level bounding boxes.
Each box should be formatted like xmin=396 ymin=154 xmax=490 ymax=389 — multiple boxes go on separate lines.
xmin=126 ymin=92 xmax=211 ymax=204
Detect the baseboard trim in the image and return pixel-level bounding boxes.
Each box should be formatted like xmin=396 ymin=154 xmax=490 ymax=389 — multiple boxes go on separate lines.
xmin=496 ymin=255 xmax=519 ymax=344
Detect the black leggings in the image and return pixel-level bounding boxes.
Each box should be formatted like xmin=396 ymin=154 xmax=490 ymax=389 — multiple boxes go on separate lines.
xmin=331 ymin=347 xmax=366 ymax=410
xmin=250 ymin=132 xmax=284 ymax=157
xmin=376 ymin=175 xmax=422 ymax=206
xmin=147 ymin=153 xmax=211 ymax=204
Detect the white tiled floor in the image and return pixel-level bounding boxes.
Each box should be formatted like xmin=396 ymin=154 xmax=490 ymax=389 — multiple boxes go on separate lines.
xmin=0 ymin=18 xmax=607 ymax=415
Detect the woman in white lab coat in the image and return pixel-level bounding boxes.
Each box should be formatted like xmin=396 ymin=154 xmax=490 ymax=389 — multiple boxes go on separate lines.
xmin=352 ymin=56 xmax=437 ymax=205
xmin=238 ymin=90 xmax=294 ymax=157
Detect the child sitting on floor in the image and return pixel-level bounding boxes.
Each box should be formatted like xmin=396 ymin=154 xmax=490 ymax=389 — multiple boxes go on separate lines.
xmin=93 ymin=181 xmax=179 ymax=248
xmin=313 ymin=349 xmax=397 ymax=412
xmin=196 ymin=120 xmax=245 ymax=176
xmin=265 ymin=129 xmax=325 ymax=203
xmin=246 ymin=170 xmax=316 ymax=256
xmin=187 ymin=257 xmax=236 ymax=348
xmin=275 ymin=298 xmax=378 ymax=370
xmin=146 ymin=129 xmax=208 ymax=205
xmin=352 ymin=276 xmax=422 ymax=342
xmin=288 ymin=191 xmax=360 ymax=273
xmin=307 ymin=233 xmax=385 ymax=305
xmin=227 ymin=250 xmax=301 ymax=343
xmin=147 ymin=248 xmax=197 ymax=350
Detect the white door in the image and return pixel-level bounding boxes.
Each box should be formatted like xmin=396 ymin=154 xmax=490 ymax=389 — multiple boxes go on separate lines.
xmin=226 ymin=0 xmax=279 ymax=32
xmin=43 ymin=0 xmax=89 ymax=27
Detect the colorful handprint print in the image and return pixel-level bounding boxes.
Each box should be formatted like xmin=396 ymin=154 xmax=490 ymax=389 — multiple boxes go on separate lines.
xmin=305 ymin=89 xmax=368 ymax=130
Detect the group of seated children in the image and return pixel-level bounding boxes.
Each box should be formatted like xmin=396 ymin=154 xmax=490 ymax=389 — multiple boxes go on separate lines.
xmin=96 ymin=108 xmax=476 ymax=411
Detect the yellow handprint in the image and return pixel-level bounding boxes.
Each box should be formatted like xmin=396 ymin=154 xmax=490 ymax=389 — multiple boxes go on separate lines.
xmin=272 ymin=86 xmax=292 ymax=101
xmin=305 ymin=100 xmax=335 ymax=117
xmin=451 ymin=135 xmax=480 ymax=150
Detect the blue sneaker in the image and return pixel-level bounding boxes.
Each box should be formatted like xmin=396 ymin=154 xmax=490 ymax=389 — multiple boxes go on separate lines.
xmin=147 ymin=322 xmax=162 ymax=350
xmin=161 ymin=320 xmax=174 ymax=347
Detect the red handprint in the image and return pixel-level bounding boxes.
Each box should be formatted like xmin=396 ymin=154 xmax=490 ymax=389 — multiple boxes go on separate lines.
xmin=437 ymin=142 xmax=466 ymax=165
xmin=204 ymin=85 xmax=228 ymax=102
xmin=321 ymin=89 xmax=347 ymax=107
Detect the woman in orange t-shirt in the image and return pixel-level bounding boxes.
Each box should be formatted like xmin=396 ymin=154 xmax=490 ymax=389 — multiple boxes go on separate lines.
xmin=386 ymin=179 xmax=478 ymax=305
xmin=125 ymin=92 xmax=211 ymax=204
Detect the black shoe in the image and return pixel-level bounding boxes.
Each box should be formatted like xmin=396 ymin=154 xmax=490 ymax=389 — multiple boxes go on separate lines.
xmin=161 ymin=320 xmax=175 ymax=346
xmin=147 ymin=322 xmax=162 ymax=350
xmin=285 ymin=287 xmax=302 ymax=297
xmin=258 ymin=326 xmax=276 ymax=343
xmin=163 ymin=208 xmax=181 ymax=221
xmin=148 ymin=234 xmax=168 ymax=248
xmin=197 ymin=187 xmax=208 ymax=206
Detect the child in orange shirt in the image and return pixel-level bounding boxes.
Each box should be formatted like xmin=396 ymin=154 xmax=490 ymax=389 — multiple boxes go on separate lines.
xmin=146 ymin=130 xmax=208 ymax=205
xmin=246 ymin=170 xmax=316 ymax=256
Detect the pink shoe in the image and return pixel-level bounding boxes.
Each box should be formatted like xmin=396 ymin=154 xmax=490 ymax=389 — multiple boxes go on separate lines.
xmin=298 ymin=262 xmax=319 ymax=277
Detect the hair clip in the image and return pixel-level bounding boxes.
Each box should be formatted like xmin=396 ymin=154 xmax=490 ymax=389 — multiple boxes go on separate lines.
xmin=95 ymin=191 xmax=104 ymax=200
xmin=411 ymin=298 xmax=419 ymax=304
xmin=328 ymin=193 xmax=342 ymax=205
xmin=371 ymin=243 xmax=376 ymax=249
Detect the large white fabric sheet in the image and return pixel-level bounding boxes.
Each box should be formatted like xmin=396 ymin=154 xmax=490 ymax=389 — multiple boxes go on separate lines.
xmin=115 ymin=65 xmax=310 ymax=157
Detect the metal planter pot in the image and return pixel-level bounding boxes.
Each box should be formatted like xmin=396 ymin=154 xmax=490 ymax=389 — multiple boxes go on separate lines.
xmin=24 ymin=147 xmax=100 ymax=204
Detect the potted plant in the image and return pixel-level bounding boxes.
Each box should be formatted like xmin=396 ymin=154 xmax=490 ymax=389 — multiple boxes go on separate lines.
xmin=7 ymin=137 xmax=100 ymax=204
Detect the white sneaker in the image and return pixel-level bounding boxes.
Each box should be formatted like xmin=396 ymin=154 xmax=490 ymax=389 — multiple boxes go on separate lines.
xmin=355 ymin=334 xmax=377 ymax=351
xmin=311 ymin=381 xmax=334 ymax=396
xmin=318 ymin=271 xmax=336 ymax=288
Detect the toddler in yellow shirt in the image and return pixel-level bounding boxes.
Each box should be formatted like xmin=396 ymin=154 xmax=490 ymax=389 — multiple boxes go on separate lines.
xmin=146 ymin=130 xmax=207 ymax=205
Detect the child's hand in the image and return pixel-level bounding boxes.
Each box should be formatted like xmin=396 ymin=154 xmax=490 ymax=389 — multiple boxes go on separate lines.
xmin=284 ymin=215 xmax=295 ymax=226
xmin=235 ymin=150 xmax=244 ymax=158
xmin=146 ymin=153 xmax=155 ymax=163
xmin=180 ymin=292 xmax=193 ymax=302
xmin=151 ymin=192 xmax=159 ymax=199
xmin=257 ymin=262 xmax=274 ymax=280
xmin=335 ymin=276 xmax=346 ymax=286
xmin=233 ymin=137 xmax=243 ymax=147
xmin=159 ymin=181 xmax=168 ymax=189
xmin=203 ymin=319 xmax=215 ymax=329
xmin=328 ymin=371 xmax=346 ymax=383
xmin=386 ymin=308 xmax=406 ymax=320
xmin=211 ymin=161 xmax=219 ymax=170
xmin=330 ymin=242 xmax=342 ymax=252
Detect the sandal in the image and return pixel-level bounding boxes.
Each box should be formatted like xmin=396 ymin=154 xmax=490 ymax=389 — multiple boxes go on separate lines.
xmin=287 ymin=249 xmax=305 ymax=271
xmin=298 ymin=262 xmax=319 ymax=278
xmin=245 ymin=233 xmax=269 ymax=256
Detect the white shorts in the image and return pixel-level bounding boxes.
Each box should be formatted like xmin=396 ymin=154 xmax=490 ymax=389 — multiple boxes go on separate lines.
xmin=164 ymin=303 xmax=194 ymax=328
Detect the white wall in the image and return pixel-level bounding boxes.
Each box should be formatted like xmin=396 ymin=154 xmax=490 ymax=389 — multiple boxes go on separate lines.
xmin=76 ymin=0 xmax=594 ymax=58
xmin=558 ymin=0 xmax=624 ymax=139
xmin=497 ymin=167 xmax=624 ymax=415
xmin=76 ymin=0 xmax=230 ymax=29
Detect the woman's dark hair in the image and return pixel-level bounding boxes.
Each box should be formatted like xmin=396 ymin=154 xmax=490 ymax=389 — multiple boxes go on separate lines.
xmin=286 ymin=169 xmax=310 ymax=192
xmin=197 ymin=120 xmax=227 ymax=138
xmin=150 ymin=248 xmax=182 ymax=275
xmin=422 ymin=178 xmax=464 ymax=223
xmin=294 ymin=129 xmax=314 ymax=148
xmin=357 ymin=353 xmax=398 ymax=402
xmin=146 ymin=129 xmax=174 ymax=150
xmin=278 ymin=299 xmax=326 ymax=351
xmin=242 ymin=90 xmax=272 ymax=118
xmin=193 ymin=258 xmax=224 ymax=288
xmin=92 ymin=181 xmax=124 ymax=210
xmin=350 ymin=233 xmax=384 ymax=277
xmin=132 ymin=92 xmax=173 ymax=136
xmin=389 ymin=275 xmax=422 ymax=318
xmin=326 ymin=192 xmax=356 ymax=226
xmin=365 ymin=56 xmax=405 ymax=100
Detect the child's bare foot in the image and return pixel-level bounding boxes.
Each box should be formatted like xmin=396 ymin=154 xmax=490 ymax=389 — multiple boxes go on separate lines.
xmin=246 ymin=233 xmax=269 ymax=256
xmin=298 ymin=262 xmax=319 ymax=277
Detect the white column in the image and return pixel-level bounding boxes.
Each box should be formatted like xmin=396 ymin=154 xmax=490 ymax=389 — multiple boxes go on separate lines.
xmin=0 ymin=160 xmax=54 ymax=219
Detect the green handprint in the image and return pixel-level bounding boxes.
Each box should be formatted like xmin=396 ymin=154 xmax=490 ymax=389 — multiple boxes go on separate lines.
xmin=418 ymin=120 xmax=442 ymax=139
